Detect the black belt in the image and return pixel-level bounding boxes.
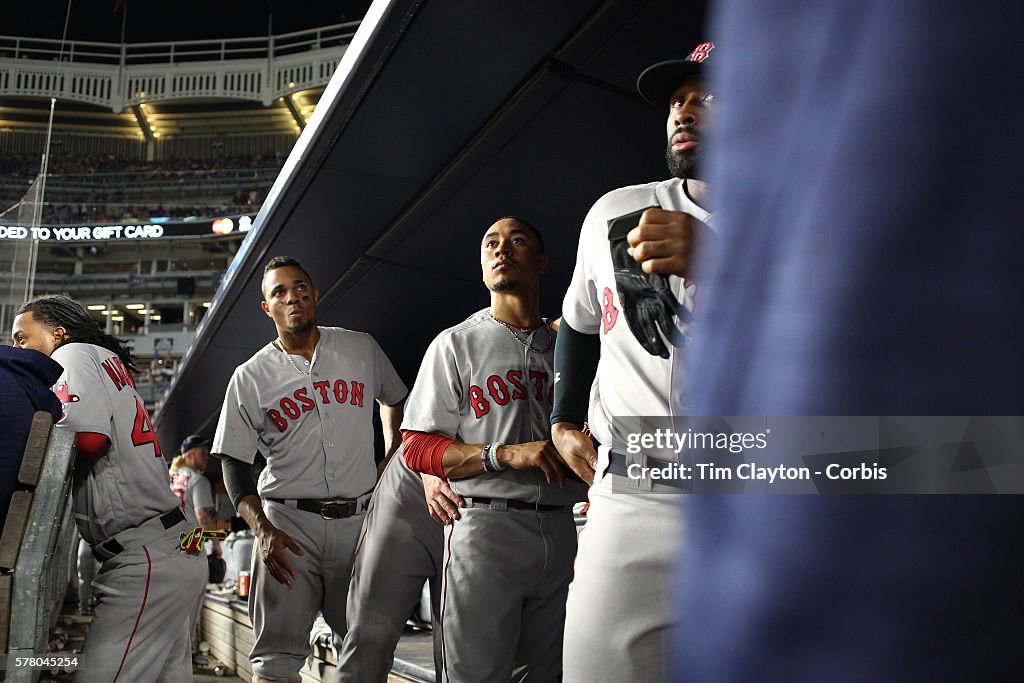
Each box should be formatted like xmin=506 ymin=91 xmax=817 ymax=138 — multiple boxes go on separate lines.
xmin=268 ymin=496 xmax=370 ymax=519
xmin=93 ymin=507 xmax=185 ymax=562
xmin=606 ymin=451 xmax=688 ymax=490
xmin=466 ymin=496 xmax=570 ymax=512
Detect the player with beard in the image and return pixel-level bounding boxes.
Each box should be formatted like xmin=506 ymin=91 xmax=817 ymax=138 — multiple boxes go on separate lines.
xmin=212 ymin=256 xmax=407 ymax=683
xmin=550 ymin=43 xmax=717 ymax=681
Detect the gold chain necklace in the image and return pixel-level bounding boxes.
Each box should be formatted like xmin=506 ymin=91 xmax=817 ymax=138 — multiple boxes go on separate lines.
xmin=274 ymin=339 xmax=310 ymax=375
xmin=488 ymin=312 xmax=554 ymax=354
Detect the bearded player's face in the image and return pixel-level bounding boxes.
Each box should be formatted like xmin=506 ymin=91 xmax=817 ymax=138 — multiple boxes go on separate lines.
xmin=665 ymin=75 xmax=713 ymax=180
xmin=261 ymin=265 xmax=319 ymax=335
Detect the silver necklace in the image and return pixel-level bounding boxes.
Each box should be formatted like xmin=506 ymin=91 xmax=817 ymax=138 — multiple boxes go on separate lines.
xmin=274 ymin=339 xmax=310 ymax=375
xmin=489 ymin=312 xmax=553 ymax=354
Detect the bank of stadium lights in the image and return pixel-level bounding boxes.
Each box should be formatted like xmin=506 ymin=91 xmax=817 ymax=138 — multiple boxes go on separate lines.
xmin=125 ymin=304 xmax=145 ymax=310
xmin=87 ymin=304 xmax=105 ymax=311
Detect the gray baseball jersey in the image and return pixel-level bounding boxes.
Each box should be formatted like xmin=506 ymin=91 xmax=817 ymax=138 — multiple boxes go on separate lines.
xmin=559 ymin=178 xmax=709 ymax=682
xmin=213 ymin=326 xmax=407 ymax=499
xmin=170 ymin=465 xmax=214 ymax=514
xmin=561 ymin=177 xmax=711 ymax=467
xmin=50 ymin=342 xmax=206 ymax=682
xmin=402 ymin=309 xmax=587 ymax=506
xmin=403 ymin=309 xmax=585 ymax=682
xmin=212 ymin=325 xmax=407 ymax=680
xmin=335 ymin=450 xmax=444 ymax=683
xmin=52 ymin=342 xmax=182 ymax=546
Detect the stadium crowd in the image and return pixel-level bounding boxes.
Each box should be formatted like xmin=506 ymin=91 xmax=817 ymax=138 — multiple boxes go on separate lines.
xmin=0 ymin=153 xmax=284 ymax=224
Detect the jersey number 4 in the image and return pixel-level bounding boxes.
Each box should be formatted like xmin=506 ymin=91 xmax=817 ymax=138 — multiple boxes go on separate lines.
xmin=132 ymin=398 xmax=162 ymax=458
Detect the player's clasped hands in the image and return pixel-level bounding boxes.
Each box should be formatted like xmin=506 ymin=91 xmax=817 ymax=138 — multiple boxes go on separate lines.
xmin=423 ymin=474 xmax=465 ymax=526
xmin=551 ymin=422 xmax=599 ymax=486
xmin=626 ymin=207 xmax=698 ymax=277
xmin=500 ymin=440 xmax=566 ymax=488
xmin=256 ymin=523 xmax=305 ymax=588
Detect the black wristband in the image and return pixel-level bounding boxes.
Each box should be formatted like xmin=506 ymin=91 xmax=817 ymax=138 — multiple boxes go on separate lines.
xmin=220 ymin=453 xmax=259 ymax=510
xmin=551 ymin=320 xmax=601 ymax=427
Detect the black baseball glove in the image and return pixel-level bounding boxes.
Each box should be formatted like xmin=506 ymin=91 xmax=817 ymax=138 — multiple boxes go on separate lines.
xmin=608 ymin=207 xmax=681 ymax=359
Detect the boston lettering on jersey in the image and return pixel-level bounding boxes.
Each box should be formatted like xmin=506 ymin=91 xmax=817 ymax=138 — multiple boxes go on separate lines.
xmin=468 ymin=369 xmax=553 ymax=419
xmin=267 ymin=378 xmax=366 ymax=432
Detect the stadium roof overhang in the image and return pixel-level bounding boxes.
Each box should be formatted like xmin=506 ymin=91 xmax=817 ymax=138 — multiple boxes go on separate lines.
xmin=155 ymin=0 xmax=705 ymax=449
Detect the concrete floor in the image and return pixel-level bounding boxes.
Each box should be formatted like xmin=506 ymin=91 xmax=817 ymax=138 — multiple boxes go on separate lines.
xmin=37 ymin=604 xmax=245 ymax=683
xmin=39 ymin=597 xmax=430 ymax=683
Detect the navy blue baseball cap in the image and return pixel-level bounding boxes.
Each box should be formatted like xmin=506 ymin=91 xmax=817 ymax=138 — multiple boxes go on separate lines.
xmin=179 ymin=434 xmax=211 ymax=454
xmin=637 ymin=41 xmax=716 ymax=109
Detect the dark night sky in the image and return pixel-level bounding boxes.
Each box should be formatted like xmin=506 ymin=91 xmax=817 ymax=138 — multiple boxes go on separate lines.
xmin=5 ymin=0 xmax=374 ymax=43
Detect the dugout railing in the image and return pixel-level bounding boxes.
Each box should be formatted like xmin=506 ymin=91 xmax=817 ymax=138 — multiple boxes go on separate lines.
xmin=0 ymin=413 xmax=77 ymax=683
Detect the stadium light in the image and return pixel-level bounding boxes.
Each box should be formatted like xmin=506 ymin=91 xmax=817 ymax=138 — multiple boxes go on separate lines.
xmin=87 ymin=304 xmax=106 ymax=310
xmin=202 ymin=302 xmax=211 ymax=308
xmin=212 ymin=217 xmax=235 ymax=235
xmin=125 ymin=303 xmax=145 ymax=310
xmin=151 ymin=315 xmax=162 ymax=321
xmin=111 ymin=316 xmax=124 ymax=322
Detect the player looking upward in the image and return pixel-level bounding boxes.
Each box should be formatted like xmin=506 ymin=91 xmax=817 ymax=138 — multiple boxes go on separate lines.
xmin=403 ymin=217 xmax=588 ymax=682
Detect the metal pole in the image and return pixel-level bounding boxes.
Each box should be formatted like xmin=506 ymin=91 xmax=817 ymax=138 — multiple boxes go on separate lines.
xmin=25 ymin=96 xmax=57 ymax=301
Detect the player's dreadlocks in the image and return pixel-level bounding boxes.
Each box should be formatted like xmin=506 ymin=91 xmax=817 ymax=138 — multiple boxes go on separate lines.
xmin=17 ymin=294 xmax=137 ymax=374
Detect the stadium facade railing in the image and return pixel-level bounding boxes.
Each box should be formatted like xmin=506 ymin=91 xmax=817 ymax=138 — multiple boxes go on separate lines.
xmin=0 ymin=22 xmax=358 ymax=110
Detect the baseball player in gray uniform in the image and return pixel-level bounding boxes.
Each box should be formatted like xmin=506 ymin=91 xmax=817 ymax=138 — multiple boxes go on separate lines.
xmin=12 ymin=295 xmax=207 ymax=683
xmin=333 ymin=449 xmax=456 ymax=682
xmin=170 ymin=434 xmax=222 ymax=660
xmin=404 ymin=217 xmax=588 ymax=683
xmin=551 ymin=43 xmax=717 ymax=682
xmin=213 ymin=256 xmax=407 ymax=683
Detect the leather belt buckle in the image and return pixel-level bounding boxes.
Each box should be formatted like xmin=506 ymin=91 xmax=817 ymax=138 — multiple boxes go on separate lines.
xmin=319 ymin=500 xmax=356 ymax=519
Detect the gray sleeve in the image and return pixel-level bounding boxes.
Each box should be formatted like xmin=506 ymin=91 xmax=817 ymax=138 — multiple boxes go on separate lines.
xmin=212 ymin=369 xmax=259 ymax=464
xmin=399 ymin=333 xmax=462 ymax=439
xmin=371 ymin=335 xmax=408 ymax=406
xmin=561 ymin=199 xmax=604 ymax=334
xmin=51 ymin=344 xmax=112 ymax=437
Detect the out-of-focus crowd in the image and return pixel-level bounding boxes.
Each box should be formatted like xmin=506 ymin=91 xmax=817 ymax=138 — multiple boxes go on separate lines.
xmin=0 ymin=153 xmax=285 ymax=224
